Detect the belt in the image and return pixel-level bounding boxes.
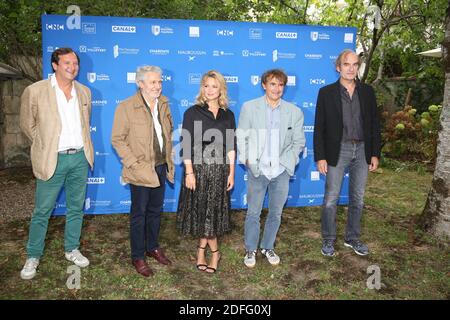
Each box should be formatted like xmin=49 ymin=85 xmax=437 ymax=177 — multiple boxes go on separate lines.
xmin=58 ymin=147 xmax=83 ymax=155
xmin=349 ymin=140 xmax=362 ymax=144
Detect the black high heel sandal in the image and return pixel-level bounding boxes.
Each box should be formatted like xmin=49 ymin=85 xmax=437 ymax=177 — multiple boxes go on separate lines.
xmin=205 ymin=249 xmax=221 ymax=274
xmin=196 ymin=246 xmax=208 ymax=271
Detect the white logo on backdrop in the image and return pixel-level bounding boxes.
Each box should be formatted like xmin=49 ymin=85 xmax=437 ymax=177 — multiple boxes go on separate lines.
xmin=151 ymin=25 xmax=160 ymax=36
xmin=251 ymin=75 xmax=260 ymax=86
xmin=189 ymin=26 xmax=200 ymax=37
xmin=112 ymin=25 xmax=136 ymax=33
xmin=344 ymin=33 xmax=354 ymax=43
xmin=249 ymin=28 xmax=262 ymax=39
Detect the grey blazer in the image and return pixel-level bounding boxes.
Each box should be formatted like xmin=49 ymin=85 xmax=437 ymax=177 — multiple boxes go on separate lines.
xmin=236 ymin=95 xmax=305 ymax=177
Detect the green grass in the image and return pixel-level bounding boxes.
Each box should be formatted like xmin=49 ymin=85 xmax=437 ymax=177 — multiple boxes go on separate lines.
xmin=0 ymin=167 xmax=448 ymax=300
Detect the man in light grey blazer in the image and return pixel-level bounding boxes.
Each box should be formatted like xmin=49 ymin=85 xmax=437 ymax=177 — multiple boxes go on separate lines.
xmin=19 ymin=48 xmax=94 ymax=280
xmin=236 ymin=69 xmax=305 ymax=268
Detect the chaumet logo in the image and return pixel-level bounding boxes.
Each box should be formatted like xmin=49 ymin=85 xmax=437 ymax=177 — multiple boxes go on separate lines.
xmin=112 ymin=25 xmax=136 ymax=33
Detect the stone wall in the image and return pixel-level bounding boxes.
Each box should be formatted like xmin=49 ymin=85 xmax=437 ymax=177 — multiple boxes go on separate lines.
xmin=0 ymin=79 xmax=33 ymax=169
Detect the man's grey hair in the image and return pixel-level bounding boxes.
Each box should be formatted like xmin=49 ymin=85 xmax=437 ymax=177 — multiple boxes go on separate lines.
xmin=135 ymin=65 xmax=162 ymax=86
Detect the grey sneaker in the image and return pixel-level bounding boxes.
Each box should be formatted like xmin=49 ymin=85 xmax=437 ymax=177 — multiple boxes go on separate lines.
xmin=260 ymin=249 xmax=280 ymax=265
xmin=321 ymin=239 xmax=335 ymax=257
xmin=20 ymin=258 xmax=40 ymax=280
xmin=344 ymin=239 xmax=369 ymax=256
xmin=244 ymin=250 xmax=256 ymax=268
xmin=65 ymin=249 xmax=90 ymax=267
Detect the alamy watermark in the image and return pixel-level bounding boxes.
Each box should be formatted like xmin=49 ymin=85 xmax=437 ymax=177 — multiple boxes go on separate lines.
xmin=66 ymin=265 xmax=81 ymax=289
xmin=366 ymin=265 xmax=382 ymax=290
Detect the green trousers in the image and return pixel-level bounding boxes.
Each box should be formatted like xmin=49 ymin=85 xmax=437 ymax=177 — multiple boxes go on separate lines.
xmin=26 ymin=151 xmax=89 ymax=258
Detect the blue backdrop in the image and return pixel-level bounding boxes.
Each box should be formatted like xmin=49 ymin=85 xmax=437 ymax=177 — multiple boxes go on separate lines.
xmin=41 ymin=15 xmax=356 ymax=215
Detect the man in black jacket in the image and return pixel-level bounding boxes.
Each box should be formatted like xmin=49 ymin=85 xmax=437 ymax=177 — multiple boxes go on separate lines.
xmin=313 ymin=49 xmax=381 ymax=257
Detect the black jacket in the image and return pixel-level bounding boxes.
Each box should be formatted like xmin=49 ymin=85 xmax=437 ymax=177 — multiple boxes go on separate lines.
xmin=313 ymin=80 xmax=381 ymax=166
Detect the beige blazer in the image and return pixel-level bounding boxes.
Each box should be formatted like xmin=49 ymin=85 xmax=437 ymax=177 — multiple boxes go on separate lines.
xmin=19 ymin=78 xmax=94 ymax=181
xmin=111 ymin=92 xmax=174 ymax=187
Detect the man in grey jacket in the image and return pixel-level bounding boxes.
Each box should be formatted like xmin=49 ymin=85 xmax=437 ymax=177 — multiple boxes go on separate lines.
xmin=236 ymin=69 xmax=305 ymax=268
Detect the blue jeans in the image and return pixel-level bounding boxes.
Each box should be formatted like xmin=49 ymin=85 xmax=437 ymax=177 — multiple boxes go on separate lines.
xmin=129 ymin=164 xmax=167 ymax=260
xmin=321 ymin=141 xmax=369 ymax=241
xmin=244 ymin=170 xmax=290 ymax=251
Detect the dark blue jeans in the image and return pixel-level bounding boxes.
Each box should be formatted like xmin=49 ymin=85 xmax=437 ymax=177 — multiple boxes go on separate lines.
xmin=321 ymin=142 xmax=369 ymax=241
xmin=129 ymin=164 xmax=167 ymax=260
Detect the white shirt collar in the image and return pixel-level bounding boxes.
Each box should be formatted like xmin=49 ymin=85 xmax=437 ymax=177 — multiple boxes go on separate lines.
xmin=50 ymin=73 xmax=76 ymax=96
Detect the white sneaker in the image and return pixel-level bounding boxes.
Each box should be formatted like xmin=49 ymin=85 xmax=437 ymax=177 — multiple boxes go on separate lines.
xmin=20 ymin=258 xmax=39 ymax=280
xmin=65 ymin=249 xmax=89 ymax=267
xmin=261 ymin=249 xmax=280 ymax=265
xmin=244 ymin=250 xmax=256 ymax=268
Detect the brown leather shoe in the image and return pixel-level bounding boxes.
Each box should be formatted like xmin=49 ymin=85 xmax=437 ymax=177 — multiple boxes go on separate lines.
xmin=146 ymin=248 xmax=172 ymax=265
xmin=132 ymin=259 xmax=153 ymax=277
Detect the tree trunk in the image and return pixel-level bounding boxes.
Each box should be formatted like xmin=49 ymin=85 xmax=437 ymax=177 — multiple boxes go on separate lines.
xmin=418 ymin=3 xmax=450 ymax=238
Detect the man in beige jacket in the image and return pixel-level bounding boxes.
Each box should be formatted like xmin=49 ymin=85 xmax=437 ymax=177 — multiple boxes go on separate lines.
xmin=112 ymin=65 xmax=174 ymax=277
xmin=19 ymin=47 xmax=94 ymax=280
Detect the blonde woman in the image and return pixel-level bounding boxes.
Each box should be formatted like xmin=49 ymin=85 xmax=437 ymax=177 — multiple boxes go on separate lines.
xmin=177 ymin=70 xmax=236 ymax=273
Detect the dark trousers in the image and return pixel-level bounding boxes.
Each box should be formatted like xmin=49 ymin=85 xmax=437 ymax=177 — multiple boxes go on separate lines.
xmin=129 ymin=164 xmax=167 ymax=260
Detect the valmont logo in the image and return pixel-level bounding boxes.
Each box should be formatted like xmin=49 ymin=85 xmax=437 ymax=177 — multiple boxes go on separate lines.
xmin=304 ymin=125 xmax=315 ymax=132
xmin=275 ymin=32 xmax=297 ymax=39
xmin=344 ymin=33 xmax=354 ymax=43
xmin=112 ymin=25 xmax=136 ymax=33
xmin=87 ymin=177 xmax=105 ymax=184
xmin=224 ymin=76 xmax=239 ymax=83
xmin=46 ymin=24 xmax=64 ymax=31
xmin=90 ymin=126 xmax=96 ymax=132
xmin=82 ymin=22 xmax=96 ymax=34
xmin=189 ymin=26 xmax=200 ymax=37
xmin=249 ymin=28 xmax=262 ymax=40
xmin=162 ymin=75 xmax=172 ymax=81
xmin=217 ymin=29 xmax=234 ymax=36
xmin=310 ymin=78 xmax=325 ymax=85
